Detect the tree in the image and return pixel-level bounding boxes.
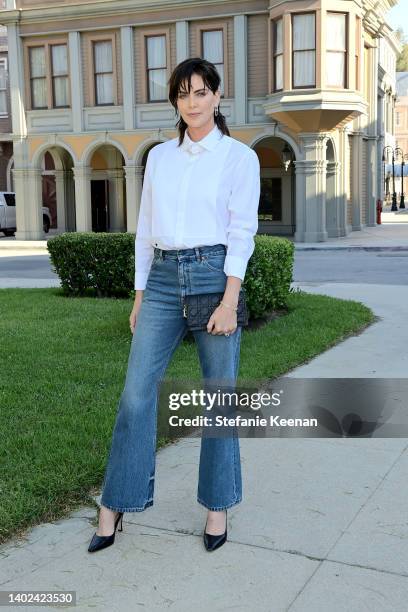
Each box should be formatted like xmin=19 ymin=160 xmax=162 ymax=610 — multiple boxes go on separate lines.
xmin=395 ymin=28 xmax=408 ymax=71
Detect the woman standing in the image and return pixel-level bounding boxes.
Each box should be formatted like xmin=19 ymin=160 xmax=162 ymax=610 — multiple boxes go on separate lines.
xmin=88 ymin=57 xmax=260 ymax=553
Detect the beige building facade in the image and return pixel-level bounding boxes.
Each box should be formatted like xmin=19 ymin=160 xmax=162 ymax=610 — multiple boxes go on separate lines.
xmin=0 ymin=0 xmax=402 ymax=242
xmin=0 ymin=23 xmax=13 ymax=192
xmin=396 ymin=73 xmax=408 ymax=156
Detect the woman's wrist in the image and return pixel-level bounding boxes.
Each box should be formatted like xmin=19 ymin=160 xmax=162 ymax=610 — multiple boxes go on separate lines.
xmin=220 ymin=300 xmax=238 ymax=311
xmin=222 ymin=290 xmax=240 ymax=308
xmin=223 ymin=276 xmax=242 ymax=307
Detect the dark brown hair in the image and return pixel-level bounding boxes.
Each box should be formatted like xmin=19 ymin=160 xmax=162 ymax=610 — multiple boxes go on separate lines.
xmin=168 ymin=57 xmax=230 ymax=147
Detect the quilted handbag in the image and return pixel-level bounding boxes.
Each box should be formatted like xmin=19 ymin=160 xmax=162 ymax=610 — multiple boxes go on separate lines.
xmin=183 ymin=289 xmax=249 ymax=331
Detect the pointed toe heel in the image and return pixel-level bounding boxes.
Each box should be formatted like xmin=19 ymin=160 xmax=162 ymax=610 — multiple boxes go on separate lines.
xmin=88 ymin=511 xmax=124 ymax=553
xmin=203 ymin=510 xmax=227 ymax=552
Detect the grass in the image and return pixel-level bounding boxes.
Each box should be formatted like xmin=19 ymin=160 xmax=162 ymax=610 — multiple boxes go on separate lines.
xmin=0 ymin=288 xmax=375 ymax=544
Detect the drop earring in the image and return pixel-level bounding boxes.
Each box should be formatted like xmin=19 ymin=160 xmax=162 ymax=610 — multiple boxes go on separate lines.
xmin=214 ymin=106 xmax=219 ymax=117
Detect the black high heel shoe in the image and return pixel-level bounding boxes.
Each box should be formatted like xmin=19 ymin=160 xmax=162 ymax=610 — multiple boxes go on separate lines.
xmin=203 ymin=509 xmax=227 ymax=552
xmin=88 ymin=510 xmax=124 ymax=553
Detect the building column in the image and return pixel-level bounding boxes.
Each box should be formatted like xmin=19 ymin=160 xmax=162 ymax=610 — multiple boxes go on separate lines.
xmin=233 ymin=15 xmax=247 ymax=125
xmin=6 ymin=22 xmax=26 ymax=137
xmin=107 ymin=169 xmax=126 ymax=232
xmin=54 ymin=169 xmax=71 ymax=232
xmin=176 ymin=21 xmax=189 ymax=63
xmin=13 ymin=168 xmax=44 ymax=240
xmin=124 ymin=164 xmax=144 ymax=233
xmin=366 ymin=42 xmax=379 ymax=226
xmin=326 ymin=161 xmax=343 ymax=237
xmin=72 ymin=165 xmax=92 ymax=231
xmin=366 ymin=135 xmax=378 ymax=226
xmin=350 ymin=132 xmax=363 ymax=231
xmin=121 ymin=26 xmax=135 ymax=131
xmin=294 ymin=133 xmax=328 ymax=242
xmin=338 ymin=127 xmax=351 ymax=235
xmin=377 ymin=91 xmax=385 ymax=202
xmin=293 ymin=161 xmax=306 ymax=242
xmin=68 ymin=32 xmax=84 ymax=133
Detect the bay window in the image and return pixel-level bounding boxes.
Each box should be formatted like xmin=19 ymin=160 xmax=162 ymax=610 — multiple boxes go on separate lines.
xmin=292 ymin=12 xmax=316 ymax=88
xmin=326 ymin=12 xmax=347 ymax=88
xmin=355 ymin=16 xmax=361 ymax=91
xmin=273 ymin=18 xmax=283 ymax=92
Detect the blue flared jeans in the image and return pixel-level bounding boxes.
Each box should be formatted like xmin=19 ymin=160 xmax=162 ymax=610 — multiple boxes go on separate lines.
xmin=100 ymin=244 xmax=243 ymax=512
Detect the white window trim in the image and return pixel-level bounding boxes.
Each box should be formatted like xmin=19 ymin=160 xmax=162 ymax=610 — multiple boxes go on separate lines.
xmin=0 ymin=56 xmax=7 ymax=116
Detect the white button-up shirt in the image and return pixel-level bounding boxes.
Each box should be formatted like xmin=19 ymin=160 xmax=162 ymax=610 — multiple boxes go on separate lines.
xmin=134 ymin=124 xmax=260 ymax=290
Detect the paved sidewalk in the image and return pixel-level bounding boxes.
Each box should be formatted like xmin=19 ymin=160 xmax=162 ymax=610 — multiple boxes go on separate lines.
xmin=0 ymin=280 xmax=407 ymax=611
xmin=0 ymin=219 xmax=408 ymax=257
xmin=1 ymin=225 xmax=408 ymax=610
xmin=292 ymin=222 xmax=408 ymax=249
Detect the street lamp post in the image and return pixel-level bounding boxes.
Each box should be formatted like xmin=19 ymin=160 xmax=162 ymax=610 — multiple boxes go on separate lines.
xmin=382 ymin=146 xmax=397 ymax=211
xmin=400 ymin=154 xmax=408 ymax=210
xmin=395 ymin=147 xmax=405 ymax=209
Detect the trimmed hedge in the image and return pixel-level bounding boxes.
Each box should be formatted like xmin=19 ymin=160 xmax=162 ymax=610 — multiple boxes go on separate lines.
xmin=47 ymin=232 xmax=134 ymax=298
xmin=245 ymin=234 xmax=294 ymax=317
xmin=47 ymin=232 xmax=294 ymax=316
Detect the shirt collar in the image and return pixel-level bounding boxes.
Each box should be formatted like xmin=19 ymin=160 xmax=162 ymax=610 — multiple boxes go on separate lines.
xmin=180 ymin=124 xmax=223 ymax=155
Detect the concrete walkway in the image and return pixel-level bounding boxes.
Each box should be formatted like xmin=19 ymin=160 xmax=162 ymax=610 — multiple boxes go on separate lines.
xmin=1 ymin=226 xmax=408 ymax=610
xmin=1 ymin=219 xmax=408 ymax=255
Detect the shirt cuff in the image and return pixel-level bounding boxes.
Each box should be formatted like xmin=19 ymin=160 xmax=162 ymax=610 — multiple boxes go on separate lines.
xmin=223 ymin=254 xmax=248 ymax=281
xmin=134 ymin=272 xmax=149 ymax=291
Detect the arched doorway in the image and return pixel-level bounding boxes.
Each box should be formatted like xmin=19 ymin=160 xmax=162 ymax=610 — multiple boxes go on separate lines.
xmin=87 ymin=144 xmax=126 ymax=232
xmin=254 ymin=136 xmax=296 ymax=236
xmin=34 ymin=146 xmax=76 ymax=233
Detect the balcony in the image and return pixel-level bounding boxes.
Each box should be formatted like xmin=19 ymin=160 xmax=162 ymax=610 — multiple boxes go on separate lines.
xmin=263 ymin=88 xmax=368 ymax=133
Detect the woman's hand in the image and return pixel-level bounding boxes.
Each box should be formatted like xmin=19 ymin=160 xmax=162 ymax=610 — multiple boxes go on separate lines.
xmin=206 ymin=275 xmax=241 ymax=335
xmin=130 ymin=291 xmax=143 ymax=334
xmin=207 ymin=303 xmax=237 ymax=335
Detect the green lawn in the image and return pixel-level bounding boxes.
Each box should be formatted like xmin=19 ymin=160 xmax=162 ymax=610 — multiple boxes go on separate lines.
xmin=0 ymin=288 xmax=375 ymax=543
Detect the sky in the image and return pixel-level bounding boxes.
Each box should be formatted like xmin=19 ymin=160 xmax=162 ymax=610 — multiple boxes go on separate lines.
xmin=388 ymin=2 xmax=408 ymax=39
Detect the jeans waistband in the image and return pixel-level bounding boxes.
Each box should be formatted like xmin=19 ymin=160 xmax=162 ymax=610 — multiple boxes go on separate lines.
xmin=153 ymin=244 xmax=227 ymax=261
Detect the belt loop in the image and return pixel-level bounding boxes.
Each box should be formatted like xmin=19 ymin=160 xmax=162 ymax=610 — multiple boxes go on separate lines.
xmin=159 ymin=248 xmax=164 ymax=260
xmin=194 ymin=247 xmax=201 ymax=262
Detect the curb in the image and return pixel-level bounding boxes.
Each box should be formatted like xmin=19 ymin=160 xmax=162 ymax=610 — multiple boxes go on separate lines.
xmin=1 ymin=242 xmax=408 ymax=253
xmin=294 ymin=245 xmax=408 ymax=251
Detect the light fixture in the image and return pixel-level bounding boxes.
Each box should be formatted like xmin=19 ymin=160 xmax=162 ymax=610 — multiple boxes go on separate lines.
xmin=280 ymin=143 xmax=293 ymax=171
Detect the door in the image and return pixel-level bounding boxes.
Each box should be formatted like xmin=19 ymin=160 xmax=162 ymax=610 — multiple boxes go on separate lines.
xmin=258 ymin=168 xmax=295 ymax=236
xmin=3 ymin=193 xmax=16 ymax=227
xmin=91 ymin=180 xmax=109 ymax=232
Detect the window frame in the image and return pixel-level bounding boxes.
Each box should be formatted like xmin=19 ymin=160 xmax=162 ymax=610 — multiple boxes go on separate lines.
xmin=325 ymin=11 xmax=348 ymax=89
xmin=50 ymin=43 xmax=70 ymax=109
xmin=272 ymin=17 xmax=283 ymax=93
xmin=197 ymin=22 xmax=228 ymax=98
xmin=355 ymin=15 xmax=361 ymax=91
xmin=291 ymin=11 xmax=316 ymax=89
xmin=139 ymin=26 xmax=171 ymax=104
xmin=145 ymin=33 xmax=168 ymax=103
xmin=24 ymin=38 xmax=70 ymax=110
xmin=0 ymin=56 xmax=7 ymax=115
xmin=87 ymin=33 xmax=118 ymax=107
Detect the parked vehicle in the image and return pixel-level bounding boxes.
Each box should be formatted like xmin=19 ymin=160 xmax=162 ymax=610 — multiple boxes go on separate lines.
xmin=0 ymin=192 xmax=52 ymax=236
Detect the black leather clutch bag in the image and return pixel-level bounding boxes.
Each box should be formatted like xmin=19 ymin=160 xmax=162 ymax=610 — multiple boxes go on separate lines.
xmin=183 ymin=290 xmax=249 ymax=331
